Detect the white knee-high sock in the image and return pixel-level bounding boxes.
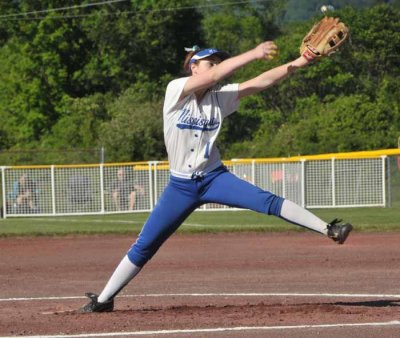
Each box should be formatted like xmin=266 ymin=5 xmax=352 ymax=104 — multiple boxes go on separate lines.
xmin=279 ymin=199 xmax=328 ymax=235
xmin=98 ymin=255 xmax=141 ymax=303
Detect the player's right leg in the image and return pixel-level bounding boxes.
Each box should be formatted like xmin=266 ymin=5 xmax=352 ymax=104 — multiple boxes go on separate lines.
xmin=279 ymin=199 xmax=352 ymax=243
xmin=202 ymin=169 xmax=352 ymax=244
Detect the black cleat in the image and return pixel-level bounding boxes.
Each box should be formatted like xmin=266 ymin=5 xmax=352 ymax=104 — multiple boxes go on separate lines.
xmin=327 ymin=218 xmax=353 ymax=244
xmin=78 ymin=292 xmax=114 ymax=313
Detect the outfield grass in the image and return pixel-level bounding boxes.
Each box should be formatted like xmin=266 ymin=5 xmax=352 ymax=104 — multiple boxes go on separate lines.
xmin=0 ymin=206 xmax=399 ymax=237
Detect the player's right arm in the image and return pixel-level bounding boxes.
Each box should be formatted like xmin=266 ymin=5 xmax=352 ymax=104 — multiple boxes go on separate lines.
xmin=179 ymin=42 xmax=278 ymax=100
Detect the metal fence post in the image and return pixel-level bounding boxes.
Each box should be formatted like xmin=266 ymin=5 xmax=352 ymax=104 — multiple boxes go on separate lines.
xmin=331 ymin=158 xmax=336 ymax=207
xmin=251 ymin=160 xmax=256 ymax=185
xmin=149 ymin=161 xmax=154 ymax=210
xmin=386 ymin=156 xmax=391 ymax=208
xmin=301 ymin=159 xmax=306 ymax=208
xmin=382 ymin=155 xmax=387 ymax=207
xmin=1 ymin=167 xmax=6 ymax=219
xmin=282 ymin=163 xmax=286 ymax=199
xmin=51 ymin=165 xmax=56 ymax=215
xmin=100 ymin=163 xmax=105 ymax=213
xmin=100 ymin=147 xmax=105 ymax=164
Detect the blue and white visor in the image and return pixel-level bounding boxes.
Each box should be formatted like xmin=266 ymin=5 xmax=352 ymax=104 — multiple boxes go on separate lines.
xmin=189 ymin=48 xmax=230 ymax=66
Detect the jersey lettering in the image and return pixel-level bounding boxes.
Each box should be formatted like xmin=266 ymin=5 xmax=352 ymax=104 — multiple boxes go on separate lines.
xmin=176 ymin=108 xmax=220 ymax=131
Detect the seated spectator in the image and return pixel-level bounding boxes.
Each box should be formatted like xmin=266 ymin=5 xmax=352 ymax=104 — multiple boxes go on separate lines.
xmin=68 ymin=175 xmax=92 ymax=206
xmin=271 ymin=169 xmax=283 ymax=184
xmin=12 ymin=174 xmax=38 ymax=213
xmin=111 ymin=168 xmax=143 ymax=211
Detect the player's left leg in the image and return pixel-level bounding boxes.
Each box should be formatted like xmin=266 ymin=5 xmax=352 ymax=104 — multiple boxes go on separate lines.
xmin=201 ymin=168 xmax=352 ymax=242
xmin=80 ymin=176 xmax=201 ymax=312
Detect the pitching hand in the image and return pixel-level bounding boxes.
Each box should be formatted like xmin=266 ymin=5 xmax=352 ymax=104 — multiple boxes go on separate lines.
xmin=254 ymin=41 xmax=279 ymax=61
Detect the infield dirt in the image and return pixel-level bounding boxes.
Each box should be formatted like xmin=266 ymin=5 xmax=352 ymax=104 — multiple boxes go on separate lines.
xmin=1 ymin=232 xmax=399 ymax=337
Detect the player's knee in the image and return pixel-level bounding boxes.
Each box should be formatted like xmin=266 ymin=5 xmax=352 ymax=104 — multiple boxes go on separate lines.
xmin=127 ymin=237 xmax=164 ymax=268
xmin=127 ymin=248 xmax=148 ymax=268
xmin=266 ymin=195 xmax=284 ymax=216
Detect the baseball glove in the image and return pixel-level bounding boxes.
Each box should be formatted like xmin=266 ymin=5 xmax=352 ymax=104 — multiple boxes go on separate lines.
xmin=300 ymin=17 xmax=349 ymax=61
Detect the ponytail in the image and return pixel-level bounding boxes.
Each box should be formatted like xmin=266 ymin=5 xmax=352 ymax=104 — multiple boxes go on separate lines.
xmin=183 ymin=45 xmax=201 ymax=74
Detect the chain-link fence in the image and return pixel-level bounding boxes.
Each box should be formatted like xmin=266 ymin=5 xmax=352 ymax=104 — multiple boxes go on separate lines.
xmin=1 ymin=149 xmax=400 ymax=218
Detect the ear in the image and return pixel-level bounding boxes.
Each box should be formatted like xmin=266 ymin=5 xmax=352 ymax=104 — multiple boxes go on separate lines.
xmin=190 ymin=62 xmax=198 ymax=75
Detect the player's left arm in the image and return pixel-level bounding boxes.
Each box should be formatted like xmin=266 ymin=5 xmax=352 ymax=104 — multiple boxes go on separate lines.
xmin=237 ymin=55 xmax=310 ymax=100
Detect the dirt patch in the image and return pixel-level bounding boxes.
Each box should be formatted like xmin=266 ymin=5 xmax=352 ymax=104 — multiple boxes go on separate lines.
xmin=0 ymin=232 xmax=399 ymax=336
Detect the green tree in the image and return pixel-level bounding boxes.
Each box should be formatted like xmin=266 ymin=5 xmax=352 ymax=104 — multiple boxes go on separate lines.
xmin=220 ymin=4 xmax=400 ymax=158
xmin=99 ymin=75 xmax=169 ymax=162
xmin=0 ymin=1 xmax=399 ymax=163
xmin=79 ymin=0 xmax=203 ymax=94
xmin=283 ymin=0 xmax=398 ymax=22
xmin=0 ymin=0 xmax=202 ymax=158
xmin=201 ymin=0 xmax=285 ymax=55
xmin=41 ymin=93 xmax=111 ymax=149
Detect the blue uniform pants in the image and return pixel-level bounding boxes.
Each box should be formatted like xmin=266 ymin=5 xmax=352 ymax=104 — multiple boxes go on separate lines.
xmin=127 ymin=166 xmax=284 ymax=267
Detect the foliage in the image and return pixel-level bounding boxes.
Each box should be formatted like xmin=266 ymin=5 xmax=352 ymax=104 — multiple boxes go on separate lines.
xmin=282 ymin=0 xmax=398 ymax=22
xmin=99 ymin=76 xmax=168 ymax=162
xmin=41 ymin=93 xmax=111 ymax=149
xmin=222 ymin=4 xmax=400 ymax=157
xmin=200 ymin=0 xmax=285 ymax=54
xmin=0 ymin=2 xmax=399 ymax=164
xmin=0 ymin=0 xmax=201 ymax=162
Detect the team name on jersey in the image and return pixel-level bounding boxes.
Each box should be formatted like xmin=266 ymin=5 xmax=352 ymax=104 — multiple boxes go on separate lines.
xmin=176 ymin=108 xmax=220 ymax=131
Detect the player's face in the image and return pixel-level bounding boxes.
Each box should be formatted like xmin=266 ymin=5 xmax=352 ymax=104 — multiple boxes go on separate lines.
xmin=191 ymin=57 xmax=221 ymax=75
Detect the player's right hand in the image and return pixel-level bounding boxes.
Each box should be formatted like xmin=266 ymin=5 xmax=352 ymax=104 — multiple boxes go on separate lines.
xmin=254 ymin=41 xmax=279 ymax=61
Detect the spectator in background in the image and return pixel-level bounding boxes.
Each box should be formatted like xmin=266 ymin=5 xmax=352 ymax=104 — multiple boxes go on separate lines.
xmin=68 ymin=174 xmax=92 ymax=205
xmin=111 ymin=168 xmax=143 ymax=211
xmin=13 ymin=174 xmax=37 ymax=213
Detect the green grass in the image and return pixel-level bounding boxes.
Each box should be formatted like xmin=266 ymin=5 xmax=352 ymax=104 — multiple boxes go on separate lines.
xmin=0 ymin=206 xmax=399 ymax=237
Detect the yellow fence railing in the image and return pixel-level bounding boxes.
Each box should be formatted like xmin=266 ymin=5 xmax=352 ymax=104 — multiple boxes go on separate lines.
xmin=4 ymin=148 xmax=400 ymax=169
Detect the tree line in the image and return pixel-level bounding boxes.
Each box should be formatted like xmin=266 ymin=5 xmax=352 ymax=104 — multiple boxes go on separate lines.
xmin=0 ymin=1 xmax=399 ymax=164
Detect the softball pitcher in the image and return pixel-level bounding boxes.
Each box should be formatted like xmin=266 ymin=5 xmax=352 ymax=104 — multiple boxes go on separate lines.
xmin=80 ymin=42 xmax=353 ymax=313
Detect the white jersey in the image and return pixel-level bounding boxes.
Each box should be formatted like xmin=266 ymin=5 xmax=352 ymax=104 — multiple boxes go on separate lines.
xmin=163 ymin=77 xmax=240 ymax=179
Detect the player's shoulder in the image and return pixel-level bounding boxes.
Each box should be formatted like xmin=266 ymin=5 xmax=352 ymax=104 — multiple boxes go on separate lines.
xmin=164 ymin=77 xmax=191 ymax=115
xmin=167 ymin=77 xmax=189 ymax=91
xmin=165 ymin=77 xmax=190 ymax=100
